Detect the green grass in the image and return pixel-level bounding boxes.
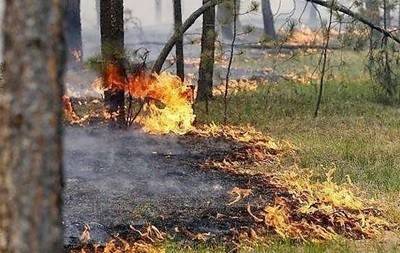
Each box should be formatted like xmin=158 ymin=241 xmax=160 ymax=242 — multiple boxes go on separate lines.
xmin=195 ymin=80 xmax=400 ymax=193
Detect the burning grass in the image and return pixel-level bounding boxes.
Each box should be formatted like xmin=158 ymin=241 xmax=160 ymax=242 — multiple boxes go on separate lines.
xmin=212 ymin=79 xmax=264 ymax=97
xmin=185 ymin=123 xmax=391 ymax=242
xmin=189 ymin=123 xmax=294 ymax=172
xmin=69 ymin=225 xmax=165 ymax=253
xmin=254 ymin=168 xmax=390 ymax=242
xmin=283 ymin=27 xmax=339 ymax=47
xmin=64 ymin=68 xmax=195 ymax=135
xmin=103 ymin=64 xmax=195 ymax=135
xmin=64 ymin=74 xmax=396 ymax=250
xmin=64 ymin=120 xmax=394 ymax=250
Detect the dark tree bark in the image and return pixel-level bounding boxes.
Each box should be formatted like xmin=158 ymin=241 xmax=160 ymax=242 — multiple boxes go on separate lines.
xmin=383 ymin=0 xmax=392 ymax=27
xmin=173 ymin=0 xmax=185 ymax=81
xmin=100 ymin=0 xmax=125 ymax=126
xmin=0 ymin=0 xmax=66 ymax=252
xmin=66 ymin=0 xmax=83 ymax=69
xmin=261 ymin=0 xmax=276 ymax=39
xmin=197 ymin=0 xmax=216 ymax=102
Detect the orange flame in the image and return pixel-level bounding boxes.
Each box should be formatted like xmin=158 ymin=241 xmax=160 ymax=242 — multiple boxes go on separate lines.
xmin=103 ymin=64 xmax=195 ymax=135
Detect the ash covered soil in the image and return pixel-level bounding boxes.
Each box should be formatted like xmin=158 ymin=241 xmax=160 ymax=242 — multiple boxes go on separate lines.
xmin=63 ymin=126 xmax=275 ymax=247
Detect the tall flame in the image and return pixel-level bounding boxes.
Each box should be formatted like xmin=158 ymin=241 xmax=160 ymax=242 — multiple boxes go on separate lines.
xmin=104 ymin=64 xmax=195 ymax=135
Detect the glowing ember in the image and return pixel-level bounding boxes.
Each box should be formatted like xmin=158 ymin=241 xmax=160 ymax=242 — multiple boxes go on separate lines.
xmin=104 ymin=64 xmax=195 ymax=135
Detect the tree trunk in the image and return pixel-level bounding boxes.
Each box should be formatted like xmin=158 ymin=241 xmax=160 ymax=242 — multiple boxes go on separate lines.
xmin=0 ymin=0 xmax=66 ymax=251
xmin=384 ymin=0 xmax=391 ymax=27
xmin=365 ymin=0 xmax=380 ymax=25
xmin=261 ymin=0 xmax=276 ymax=39
xmin=398 ymin=2 xmax=400 ymax=27
xmin=96 ymin=0 xmax=101 ymax=27
xmin=307 ymin=3 xmax=318 ymax=29
xmin=217 ymin=0 xmax=240 ymax=40
xmin=100 ymin=0 xmax=125 ymax=126
xmin=66 ymin=0 xmax=83 ymax=70
xmin=155 ymin=0 xmax=162 ymax=22
xmin=173 ymin=0 xmax=185 ymax=81
xmin=198 ymin=0 xmax=216 ymax=102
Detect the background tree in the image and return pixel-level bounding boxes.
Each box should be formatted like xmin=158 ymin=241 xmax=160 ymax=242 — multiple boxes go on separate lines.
xmin=217 ymin=0 xmax=240 ymax=40
xmin=155 ymin=0 xmax=162 ymax=21
xmin=365 ymin=0 xmax=380 ymax=25
xmin=100 ymin=0 xmax=125 ymax=126
xmin=96 ymin=0 xmax=101 ymax=26
xmin=0 ymin=0 xmax=66 ymax=251
xmin=261 ymin=0 xmax=276 ymax=39
xmin=198 ymin=0 xmax=216 ymax=104
xmin=307 ymin=3 xmax=318 ymax=28
xmin=66 ymin=0 xmax=83 ymax=69
xmin=398 ymin=1 xmax=400 ymax=27
xmin=173 ymin=0 xmax=185 ymax=81
xmin=383 ymin=0 xmax=395 ymax=27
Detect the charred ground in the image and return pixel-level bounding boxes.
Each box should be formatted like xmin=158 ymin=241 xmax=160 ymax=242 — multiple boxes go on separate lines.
xmin=63 ymin=124 xmax=280 ymax=250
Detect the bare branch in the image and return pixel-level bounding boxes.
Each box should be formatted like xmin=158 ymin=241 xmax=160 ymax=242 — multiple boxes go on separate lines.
xmin=307 ymin=0 xmax=400 ymax=44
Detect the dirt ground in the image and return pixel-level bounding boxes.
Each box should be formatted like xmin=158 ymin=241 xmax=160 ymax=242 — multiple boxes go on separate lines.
xmin=63 ymin=126 xmax=275 ymax=248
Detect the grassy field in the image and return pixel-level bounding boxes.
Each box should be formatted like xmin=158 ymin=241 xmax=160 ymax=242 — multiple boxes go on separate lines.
xmin=176 ymin=50 xmax=400 ymax=252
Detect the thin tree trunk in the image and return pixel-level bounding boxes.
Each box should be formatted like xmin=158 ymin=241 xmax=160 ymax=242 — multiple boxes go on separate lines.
xmin=314 ymin=0 xmax=333 ymax=117
xmin=383 ymin=0 xmax=393 ymax=96
xmin=173 ymin=0 xmax=185 ymax=81
xmin=100 ymin=0 xmax=125 ymax=126
xmin=261 ymin=0 xmax=276 ymax=39
xmin=197 ymin=0 xmax=216 ymax=103
xmin=66 ymin=0 xmax=83 ymax=69
xmin=224 ymin=0 xmax=237 ymax=123
xmin=0 ymin=0 xmax=66 ymax=251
